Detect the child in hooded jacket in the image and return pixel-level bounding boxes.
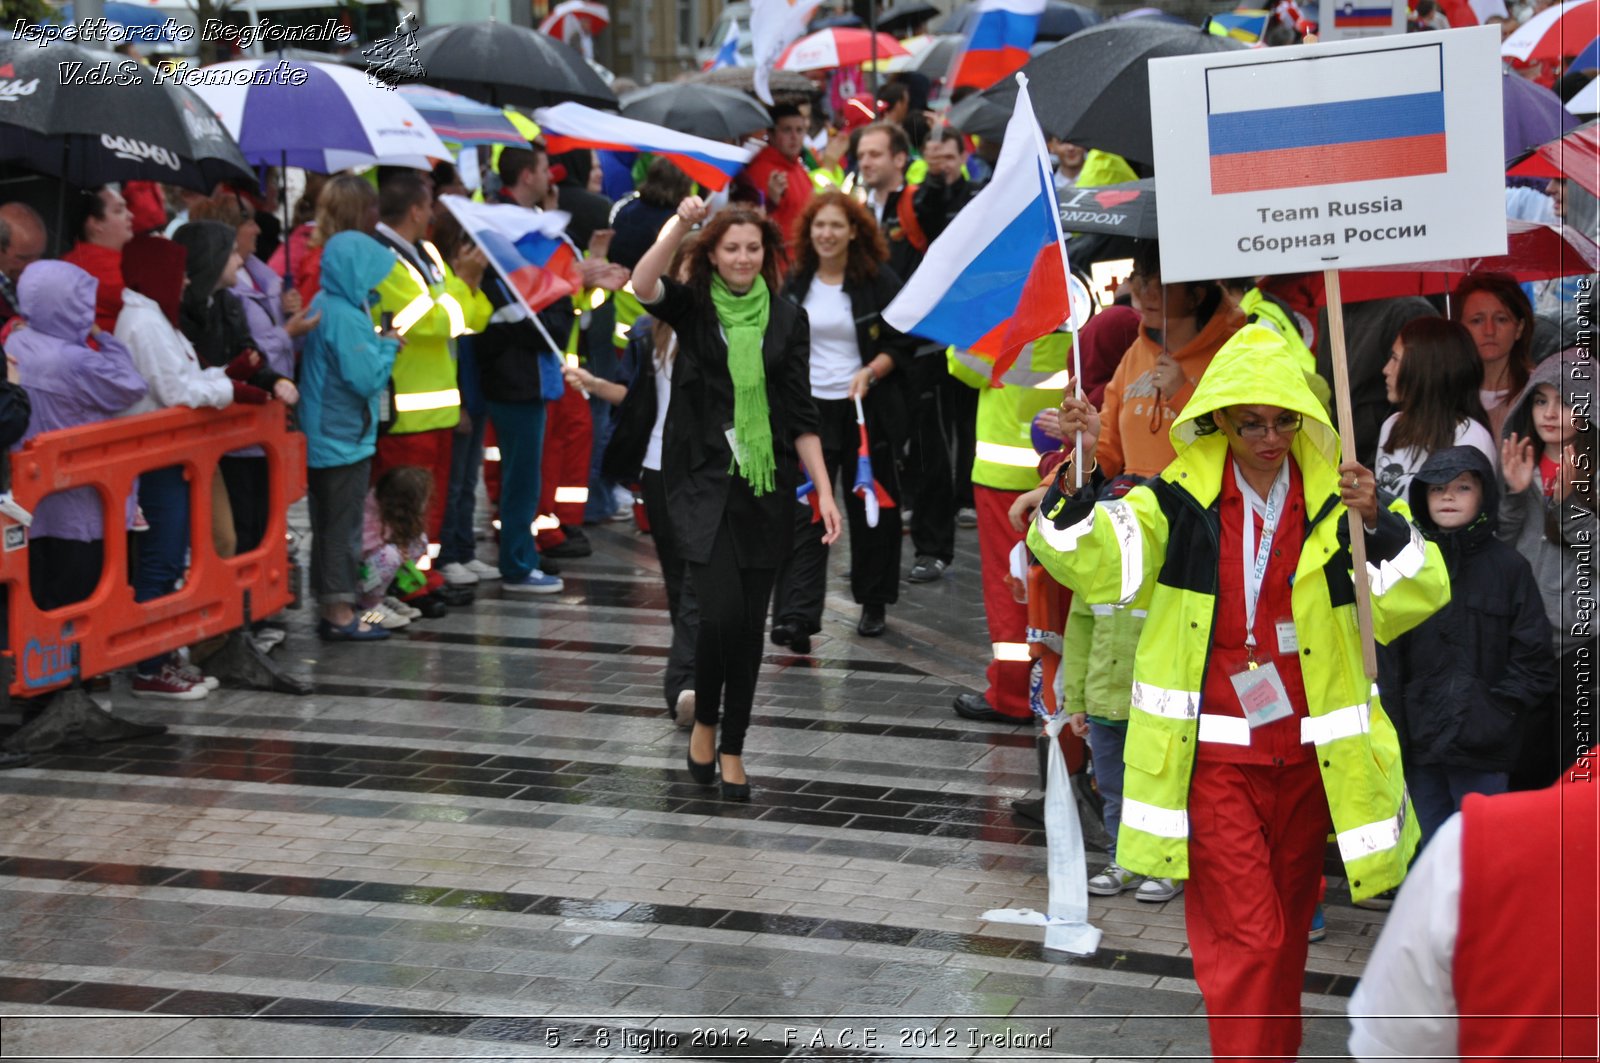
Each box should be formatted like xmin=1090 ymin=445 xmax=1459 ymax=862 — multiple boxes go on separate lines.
xmin=1498 ymin=349 xmax=1597 ymax=787
xmin=358 ymin=465 xmax=433 ymax=629
xmin=1380 ymin=445 xmax=1555 ymax=845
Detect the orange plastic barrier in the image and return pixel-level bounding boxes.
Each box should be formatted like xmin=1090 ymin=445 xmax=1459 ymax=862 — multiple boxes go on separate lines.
xmin=1 ymin=403 xmax=305 ymax=699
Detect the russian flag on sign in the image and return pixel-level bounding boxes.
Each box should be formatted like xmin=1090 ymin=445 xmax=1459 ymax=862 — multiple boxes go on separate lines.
xmin=439 ymin=195 xmax=582 ymax=315
xmin=883 ymin=75 xmax=1071 ymax=383
xmin=949 ymin=0 xmax=1045 ymax=91
xmin=533 ymin=102 xmax=757 ymax=192
xmin=1332 ymin=2 xmax=1394 ymax=27
xmin=1206 ymin=43 xmax=1447 ymax=196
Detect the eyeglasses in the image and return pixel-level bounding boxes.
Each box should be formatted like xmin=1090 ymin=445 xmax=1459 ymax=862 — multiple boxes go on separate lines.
xmin=1227 ymin=413 xmax=1303 ymax=441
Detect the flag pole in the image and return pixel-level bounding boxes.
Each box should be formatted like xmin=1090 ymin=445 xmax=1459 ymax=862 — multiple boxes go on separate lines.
xmin=1020 ymin=70 xmax=1084 ymax=490
xmin=1322 ymin=268 xmax=1379 ymax=680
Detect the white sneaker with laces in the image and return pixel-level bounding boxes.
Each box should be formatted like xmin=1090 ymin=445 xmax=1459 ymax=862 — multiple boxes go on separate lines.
xmin=1086 ymin=863 xmax=1144 ymax=896
xmin=383 ymin=596 xmax=422 ymax=620
xmin=1134 ymin=877 xmax=1182 ymax=903
xmin=366 ymin=604 xmax=411 ymax=630
xmin=464 ymin=559 xmax=501 ymax=580
xmin=440 ymin=562 xmax=479 ymax=585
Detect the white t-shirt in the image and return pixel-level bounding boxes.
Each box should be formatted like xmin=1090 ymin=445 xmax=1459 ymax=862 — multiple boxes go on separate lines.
xmin=803 ymin=279 xmax=861 ymax=400
xmin=643 ymin=338 xmax=675 ymax=473
xmin=1374 ymin=414 xmax=1499 ymax=499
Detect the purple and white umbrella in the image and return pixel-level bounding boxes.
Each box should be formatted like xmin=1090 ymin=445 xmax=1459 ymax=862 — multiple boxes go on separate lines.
xmin=188 ymin=60 xmax=449 ymax=173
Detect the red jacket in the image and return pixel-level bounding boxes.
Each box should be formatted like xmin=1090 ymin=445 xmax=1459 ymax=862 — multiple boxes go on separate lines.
xmin=738 ymin=145 xmax=813 ymax=247
xmin=1455 ymin=772 xmax=1598 ymax=1060
xmin=61 ymin=241 xmax=125 ymax=334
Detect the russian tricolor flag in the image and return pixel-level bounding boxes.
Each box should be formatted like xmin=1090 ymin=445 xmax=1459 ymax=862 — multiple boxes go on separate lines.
xmin=1206 ymin=43 xmax=1447 ymax=195
xmin=439 ymin=195 xmax=582 ymax=315
xmin=883 ymin=74 xmax=1072 ymax=384
xmin=1332 ymin=2 xmax=1395 ymax=27
xmin=532 ymin=102 xmax=757 ymax=192
xmin=949 ymin=0 xmax=1045 ymax=91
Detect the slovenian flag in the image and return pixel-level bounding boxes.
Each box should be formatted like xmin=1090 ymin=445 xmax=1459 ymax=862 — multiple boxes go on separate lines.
xmin=439 ymin=195 xmax=582 ymax=315
xmin=883 ymin=73 xmax=1072 ymax=384
xmin=949 ymin=0 xmax=1046 ymax=91
xmin=1332 ymin=2 xmax=1394 ymax=27
xmin=1206 ymin=43 xmax=1447 ymax=195
xmin=532 ymin=102 xmax=757 ymax=192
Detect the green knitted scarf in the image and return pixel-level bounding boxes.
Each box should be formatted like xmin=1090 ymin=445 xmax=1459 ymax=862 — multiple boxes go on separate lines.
xmin=709 ymin=273 xmax=775 ymax=496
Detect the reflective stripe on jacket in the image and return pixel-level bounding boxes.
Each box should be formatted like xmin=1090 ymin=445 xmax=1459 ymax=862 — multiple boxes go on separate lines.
xmin=948 ymin=332 xmax=1072 ymax=491
xmin=372 ymin=237 xmax=491 ymax=435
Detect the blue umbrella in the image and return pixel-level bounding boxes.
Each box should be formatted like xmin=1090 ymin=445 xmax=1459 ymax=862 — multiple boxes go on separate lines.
xmin=1505 ymin=69 xmax=1580 ymax=164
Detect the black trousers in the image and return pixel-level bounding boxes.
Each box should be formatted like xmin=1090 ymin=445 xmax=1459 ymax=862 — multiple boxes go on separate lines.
xmin=904 ymin=353 xmax=958 ymax=564
xmin=641 ymin=468 xmax=699 ymax=713
xmin=688 ymin=517 xmax=775 ymax=757
xmin=28 ymin=537 xmax=103 ymax=611
xmin=220 ymin=455 xmax=271 ymax=556
xmin=771 ymin=397 xmax=902 ymax=633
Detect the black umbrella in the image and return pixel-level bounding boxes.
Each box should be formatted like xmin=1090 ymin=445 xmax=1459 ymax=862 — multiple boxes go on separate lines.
xmin=0 ymin=40 xmax=252 ymax=191
xmin=972 ymin=22 xmax=1245 ymax=166
xmin=694 ymin=66 xmax=816 ymax=107
xmin=407 ymin=22 xmax=617 ymax=110
xmin=946 ymin=90 xmax=1011 ymax=139
xmin=935 ymin=1 xmax=1100 ymax=42
xmin=620 ymin=83 xmax=773 ymax=141
xmin=1058 ymin=178 xmax=1158 ymax=238
xmin=903 ymin=34 xmax=963 ymax=79
xmin=880 ymin=0 xmax=940 ymax=36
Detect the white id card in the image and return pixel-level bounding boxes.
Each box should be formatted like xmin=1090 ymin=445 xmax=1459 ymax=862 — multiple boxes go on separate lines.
xmin=1276 ymin=621 xmax=1299 ymax=655
xmin=723 ymin=425 xmax=746 ymax=468
xmin=1230 ymin=661 xmax=1294 ymax=729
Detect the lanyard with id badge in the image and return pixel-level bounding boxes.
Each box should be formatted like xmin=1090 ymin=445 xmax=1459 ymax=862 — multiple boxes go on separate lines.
xmin=1229 ymin=462 xmax=1297 ymax=730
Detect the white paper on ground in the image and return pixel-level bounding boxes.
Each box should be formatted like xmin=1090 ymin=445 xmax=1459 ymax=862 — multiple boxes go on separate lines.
xmin=982 ymin=713 xmax=1101 ymax=956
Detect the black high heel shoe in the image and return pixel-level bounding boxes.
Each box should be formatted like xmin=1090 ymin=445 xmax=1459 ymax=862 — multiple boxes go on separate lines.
xmin=719 ymin=755 xmax=750 ymax=802
xmin=686 ymin=748 xmax=716 ymax=786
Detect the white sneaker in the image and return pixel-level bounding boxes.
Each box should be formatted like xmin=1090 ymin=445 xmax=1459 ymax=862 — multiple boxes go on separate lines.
xmin=440 ymin=562 xmax=479 ymax=585
xmin=1086 ymin=863 xmax=1144 ymax=896
xmin=364 ymin=604 xmax=411 ymax=630
xmin=1135 ymin=877 xmax=1182 ymax=903
xmin=674 ymin=689 xmax=696 ymax=729
xmin=383 ymin=596 xmax=422 ymax=620
xmin=464 ymin=559 xmax=501 ymax=581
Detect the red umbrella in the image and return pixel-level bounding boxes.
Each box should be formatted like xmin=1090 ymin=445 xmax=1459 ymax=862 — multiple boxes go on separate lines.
xmin=1328 ymin=219 xmax=1599 ymax=303
xmin=1502 ymin=0 xmax=1598 ymax=64
xmin=776 ymin=29 xmax=909 ymax=71
xmin=1508 ymin=120 xmax=1600 ymax=198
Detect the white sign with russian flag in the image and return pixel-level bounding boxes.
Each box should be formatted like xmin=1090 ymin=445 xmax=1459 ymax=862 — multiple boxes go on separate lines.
xmin=1317 ymin=0 xmax=1407 ymax=41
xmin=1149 ymin=26 xmax=1504 ymax=282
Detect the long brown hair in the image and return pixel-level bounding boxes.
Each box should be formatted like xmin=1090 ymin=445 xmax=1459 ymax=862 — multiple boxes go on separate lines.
xmin=792 ymin=190 xmax=887 ymax=288
xmin=683 ymin=206 xmax=786 ymax=295
xmin=1451 ymin=272 xmax=1534 ymax=397
xmin=1389 ymin=317 xmax=1491 ymax=454
xmin=374 ymin=465 xmax=432 ymax=548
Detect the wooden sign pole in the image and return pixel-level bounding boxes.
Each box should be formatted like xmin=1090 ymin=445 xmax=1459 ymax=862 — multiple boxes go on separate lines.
xmin=1322 ymin=268 xmax=1380 ymax=681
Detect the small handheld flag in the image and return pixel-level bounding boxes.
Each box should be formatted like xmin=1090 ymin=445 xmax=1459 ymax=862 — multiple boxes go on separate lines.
xmin=850 ymin=396 xmax=896 ymax=529
xmin=533 ymin=102 xmax=757 ymax=192
xmin=439 ymin=195 xmax=582 ymax=317
xmin=949 ymin=0 xmax=1045 ymax=91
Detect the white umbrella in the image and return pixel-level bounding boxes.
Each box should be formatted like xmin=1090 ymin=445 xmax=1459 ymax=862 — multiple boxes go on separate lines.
xmin=189 ymin=60 xmax=450 ymax=172
xmin=1502 ymin=0 xmax=1597 ymax=64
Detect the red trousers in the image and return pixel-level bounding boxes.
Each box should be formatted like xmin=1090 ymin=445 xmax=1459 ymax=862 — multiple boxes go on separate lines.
xmin=374 ymin=428 xmax=453 ymax=543
xmin=536 ymin=384 xmax=592 ymax=549
xmin=1186 ymin=757 xmax=1332 ymax=1063
xmin=974 ymin=484 xmax=1030 ymax=718
xmin=482 ymin=419 xmax=501 ymax=508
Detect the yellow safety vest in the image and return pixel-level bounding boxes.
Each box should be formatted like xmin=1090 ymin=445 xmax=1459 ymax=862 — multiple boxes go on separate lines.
xmin=372 ymin=237 xmax=491 ymax=434
xmin=947 ymin=332 xmax=1073 ymax=491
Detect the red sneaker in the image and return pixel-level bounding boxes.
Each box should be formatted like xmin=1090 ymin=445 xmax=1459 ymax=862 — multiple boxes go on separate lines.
xmin=132 ymin=664 xmax=209 ymax=701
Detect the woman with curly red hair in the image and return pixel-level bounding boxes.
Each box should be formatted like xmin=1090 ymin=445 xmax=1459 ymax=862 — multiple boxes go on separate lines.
xmin=770 ymin=191 xmax=914 ymax=649
xmin=633 ymin=196 xmax=842 ymax=801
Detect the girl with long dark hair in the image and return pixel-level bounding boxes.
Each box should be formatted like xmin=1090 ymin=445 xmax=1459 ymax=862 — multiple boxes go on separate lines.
xmin=1452 ymin=272 xmax=1535 ymax=440
xmin=770 ymin=190 xmax=912 ymax=648
xmin=632 ymin=197 xmax=842 ymax=801
xmin=1374 ymin=317 xmax=1496 ymax=497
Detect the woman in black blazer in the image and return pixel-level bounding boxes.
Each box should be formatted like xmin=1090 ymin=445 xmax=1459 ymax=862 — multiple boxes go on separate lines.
xmin=771 ymin=191 xmax=913 ymax=649
xmin=634 ymin=196 xmax=842 ymax=801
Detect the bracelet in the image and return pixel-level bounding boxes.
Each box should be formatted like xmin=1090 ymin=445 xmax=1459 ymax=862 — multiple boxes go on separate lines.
xmin=867 ymin=364 xmax=880 ymax=387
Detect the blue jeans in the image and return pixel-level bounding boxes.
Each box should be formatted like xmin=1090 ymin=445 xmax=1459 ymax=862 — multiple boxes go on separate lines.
xmin=1408 ymin=763 xmax=1508 ymax=848
xmin=485 ymin=400 xmax=546 ymax=581
xmin=438 ymin=413 xmax=487 ymax=565
xmin=133 ymin=465 xmax=190 ymax=675
xmin=584 ymin=394 xmax=617 ymax=523
xmin=1087 ymin=720 xmax=1128 ymax=856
